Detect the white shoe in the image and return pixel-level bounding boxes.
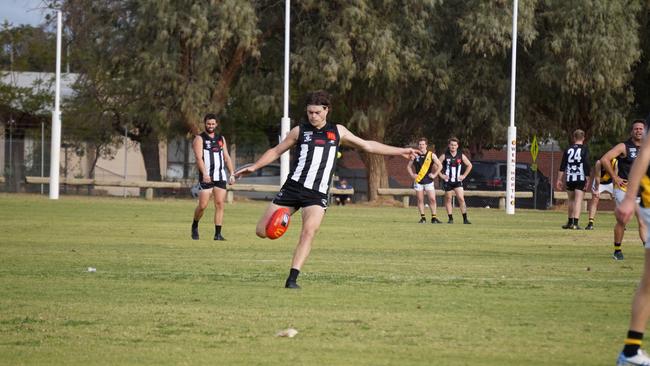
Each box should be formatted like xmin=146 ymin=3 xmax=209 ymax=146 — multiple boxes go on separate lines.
xmin=617 ymin=349 xmax=650 ymax=366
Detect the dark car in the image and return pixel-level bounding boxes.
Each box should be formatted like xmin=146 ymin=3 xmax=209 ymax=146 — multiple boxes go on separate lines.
xmin=464 ymin=160 xmax=552 ymax=209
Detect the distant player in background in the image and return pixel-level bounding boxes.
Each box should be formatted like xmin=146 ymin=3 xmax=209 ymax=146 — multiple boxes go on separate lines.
xmin=235 ymin=90 xmax=418 ymax=289
xmin=407 ymin=138 xmax=442 ymax=224
xmin=601 ymin=120 xmax=647 ymax=260
xmin=585 ymin=158 xmax=617 ymax=230
xmin=614 ymin=119 xmax=650 ymax=366
xmin=556 ymin=129 xmax=590 ymax=230
xmin=438 ymin=137 xmax=472 ymax=224
xmin=191 ymin=114 xmax=236 ymax=241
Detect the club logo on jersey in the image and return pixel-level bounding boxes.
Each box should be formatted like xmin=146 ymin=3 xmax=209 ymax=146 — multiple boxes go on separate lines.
xmin=205 ymin=141 xmax=211 ymax=149
xmin=630 ymin=148 xmax=638 ymax=159
xmin=456 ymin=159 xmax=462 ymax=164
xmin=304 ymin=131 xmax=313 ymax=142
xmin=218 ymin=139 xmax=223 ymax=147
xmin=326 ymin=131 xmax=336 ymax=141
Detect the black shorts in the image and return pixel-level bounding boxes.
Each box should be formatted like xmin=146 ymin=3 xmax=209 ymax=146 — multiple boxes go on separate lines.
xmin=443 ymin=181 xmax=463 ymax=192
xmin=199 ymin=180 xmax=227 ymax=190
xmin=565 ymin=180 xmax=586 ymax=192
xmin=273 ymin=179 xmax=328 ymax=209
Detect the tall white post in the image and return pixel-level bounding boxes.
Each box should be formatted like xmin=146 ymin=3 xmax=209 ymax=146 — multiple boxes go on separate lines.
xmin=49 ymin=11 xmax=63 ymax=199
xmin=279 ymin=0 xmax=290 ymax=185
xmin=505 ymin=0 xmax=518 ymax=214
xmin=41 ymin=121 xmax=45 ymax=194
xmin=123 ymin=126 xmax=128 ymax=197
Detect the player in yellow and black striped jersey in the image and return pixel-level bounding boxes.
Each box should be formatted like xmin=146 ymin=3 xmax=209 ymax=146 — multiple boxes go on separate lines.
xmin=601 ymin=120 xmax=647 ymax=261
xmin=585 ymin=158 xmax=617 ymax=230
xmin=614 ymin=117 xmax=650 ymax=365
xmin=407 ymin=138 xmax=443 ymax=224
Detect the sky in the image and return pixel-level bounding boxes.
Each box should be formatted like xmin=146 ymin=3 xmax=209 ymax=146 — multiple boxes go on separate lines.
xmin=1 ymin=0 xmax=49 ymax=27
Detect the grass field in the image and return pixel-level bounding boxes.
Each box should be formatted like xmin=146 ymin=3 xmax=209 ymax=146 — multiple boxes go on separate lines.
xmin=0 ymin=193 xmax=646 ymax=365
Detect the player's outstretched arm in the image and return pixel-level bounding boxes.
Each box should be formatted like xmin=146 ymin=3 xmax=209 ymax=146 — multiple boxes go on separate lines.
xmin=235 ymin=126 xmax=299 ymax=178
xmin=337 ymin=125 xmax=417 ymax=160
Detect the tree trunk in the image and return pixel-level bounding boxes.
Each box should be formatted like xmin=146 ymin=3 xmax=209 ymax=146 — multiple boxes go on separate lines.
xmin=140 ymin=134 xmax=161 ymax=181
xmin=358 ymin=115 xmax=389 ymax=202
xmin=359 ymin=152 xmax=389 ymax=201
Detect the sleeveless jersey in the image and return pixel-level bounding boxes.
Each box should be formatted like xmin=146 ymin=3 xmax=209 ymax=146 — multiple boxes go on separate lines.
xmin=442 ymin=150 xmax=465 ymax=183
xmin=289 ymin=123 xmax=340 ymax=194
xmin=617 ymin=139 xmax=640 ymax=180
xmin=559 ymin=143 xmax=590 ymax=182
xmin=198 ymin=132 xmax=227 ymax=182
xmin=413 ymin=151 xmax=434 ymax=184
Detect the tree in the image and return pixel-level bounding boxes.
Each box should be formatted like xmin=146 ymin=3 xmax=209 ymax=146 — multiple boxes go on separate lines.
xmin=521 ymin=0 xmax=642 ymax=144
xmin=60 ymin=0 xmax=274 ymax=180
xmin=291 ymin=0 xmax=449 ymax=200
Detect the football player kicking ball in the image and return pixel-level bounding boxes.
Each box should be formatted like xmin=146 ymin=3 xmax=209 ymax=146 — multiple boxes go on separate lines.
xmin=235 ymin=90 xmax=418 ymax=289
xmin=615 ymin=118 xmax=650 ymax=366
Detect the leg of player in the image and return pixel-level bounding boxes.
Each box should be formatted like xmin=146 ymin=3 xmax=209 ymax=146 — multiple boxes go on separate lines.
xmin=586 ymin=193 xmax=599 ymax=230
xmin=416 ymin=189 xmax=426 ymax=223
xmin=455 ymin=187 xmax=471 ymax=224
xmin=212 ymin=187 xmax=227 ymax=240
xmin=614 ymin=218 xmax=626 ymax=260
xmin=571 ymin=189 xmax=584 ymax=229
xmin=614 ymin=189 xmax=627 ymax=260
xmin=427 ymin=189 xmax=441 ymax=223
xmin=637 ymin=207 xmax=648 ymax=245
xmin=255 ymin=203 xmax=297 ymax=238
xmin=444 ymin=191 xmax=454 ymax=224
xmin=191 ymin=188 xmax=211 ymax=240
xmin=617 ymin=248 xmax=650 ymax=365
xmin=285 ymin=205 xmax=326 ymax=289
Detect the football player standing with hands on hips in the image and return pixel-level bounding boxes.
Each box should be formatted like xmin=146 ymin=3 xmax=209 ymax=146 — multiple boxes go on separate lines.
xmin=438 ymin=137 xmax=472 ymax=224
xmin=601 ymin=120 xmax=647 ymax=260
xmin=407 ymin=137 xmax=442 ymax=224
xmin=235 ymin=90 xmax=418 ymax=289
xmin=614 ymin=118 xmax=650 ymax=366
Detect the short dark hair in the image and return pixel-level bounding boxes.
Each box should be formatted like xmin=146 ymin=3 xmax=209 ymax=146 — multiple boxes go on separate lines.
xmin=631 ymin=119 xmax=646 ymax=129
xmin=448 ymin=137 xmax=459 ymax=144
xmin=304 ymin=90 xmax=331 ymax=108
xmin=417 ymin=137 xmax=428 ymax=144
xmin=204 ymin=113 xmax=218 ymax=123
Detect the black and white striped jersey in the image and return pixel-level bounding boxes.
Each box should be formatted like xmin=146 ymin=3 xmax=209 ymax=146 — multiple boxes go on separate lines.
xmin=199 ymin=132 xmax=227 ymax=182
xmin=441 ymin=151 xmax=465 ymax=183
xmin=559 ymin=143 xmax=590 ymax=182
xmin=289 ymin=123 xmax=340 ymax=194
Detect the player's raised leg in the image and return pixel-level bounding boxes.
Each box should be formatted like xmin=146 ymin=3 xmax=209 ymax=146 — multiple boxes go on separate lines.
xmin=256 ymin=202 xmax=297 ymax=238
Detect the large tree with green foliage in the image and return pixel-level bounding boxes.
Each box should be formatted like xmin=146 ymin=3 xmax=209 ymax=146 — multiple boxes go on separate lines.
xmin=290 ymin=0 xmax=449 ymax=200
xmin=60 ymin=0 xmax=277 ymax=180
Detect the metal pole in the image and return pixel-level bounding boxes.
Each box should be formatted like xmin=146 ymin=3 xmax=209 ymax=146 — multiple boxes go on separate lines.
xmin=49 ymin=11 xmax=63 ymax=199
xmin=279 ymin=0 xmax=290 ymax=185
xmin=505 ymin=0 xmax=519 ymax=214
xmin=123 ymin=126 xmax=127 ymax=197
xmin=41 ymin=121 xmax=44 ymax=194
xmin=8 ymin=119 xmax=12 ymax=186
xmin=550 ymin=139 xmax=555 ymax=207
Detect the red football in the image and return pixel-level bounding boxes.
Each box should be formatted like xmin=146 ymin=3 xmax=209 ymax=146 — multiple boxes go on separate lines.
xmin=265 ymin=207 xmax=291 ymax=239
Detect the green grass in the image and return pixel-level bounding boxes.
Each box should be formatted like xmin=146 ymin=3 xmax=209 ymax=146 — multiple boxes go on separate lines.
xmin=0 ymin=193 xmax=645 ymax=365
